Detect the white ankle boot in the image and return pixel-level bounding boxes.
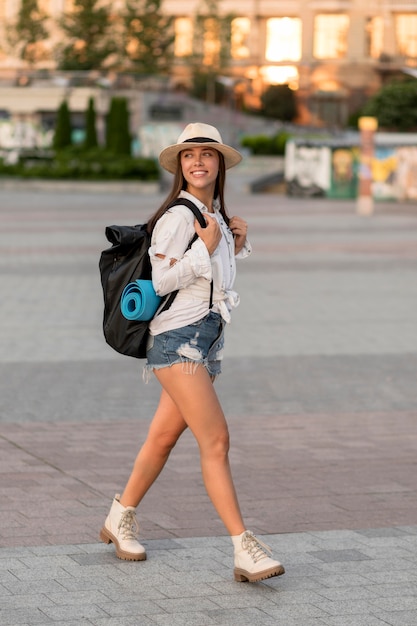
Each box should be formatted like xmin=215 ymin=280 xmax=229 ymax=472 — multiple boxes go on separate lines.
xmin=232 ymin=530 xmax=285 ymax=582
xmin=100 ymin=494 xmax=146 ymax=561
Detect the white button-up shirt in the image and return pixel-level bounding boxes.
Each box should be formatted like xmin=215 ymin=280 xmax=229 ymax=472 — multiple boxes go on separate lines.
xmin=148 ymin=191 xmax=251 ymax=335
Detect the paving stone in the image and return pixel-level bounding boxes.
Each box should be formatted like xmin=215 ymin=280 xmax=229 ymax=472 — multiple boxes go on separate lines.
xmin=91 ymin=618 xmax=156 ymax=626
xmin=371 ymin=610 xmax=417 ymax=626
xmin=323 ymin=617 xmax=394 ymax=626
xmin=0 ymin=607 xmax=52 ymax=624
xmin=1 ymin=189 xmax=417 ymax=625
xmin=308 ymin=549 xmax=372 ymax=562
xmin=0 ymin=593 xmax=55 ymax=609
xmin=40 ymin=603 xmax=108 ymax=620
xmin=151 ymin=612 xmax=218 ymax=625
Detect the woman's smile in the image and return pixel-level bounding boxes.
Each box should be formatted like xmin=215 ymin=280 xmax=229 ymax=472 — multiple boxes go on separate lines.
xmin=180 ymin=147 xmax=220 ymax=194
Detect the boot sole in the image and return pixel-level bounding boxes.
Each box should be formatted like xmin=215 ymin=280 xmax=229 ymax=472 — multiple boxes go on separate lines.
xmin=234 ymin=563 xmax=285 ymax=583
xmin=99 ymin=527 xmax=147 ymax=561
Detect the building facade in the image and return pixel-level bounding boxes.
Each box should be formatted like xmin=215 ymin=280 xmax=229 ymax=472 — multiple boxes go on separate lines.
xmin=0 ymin=0 xmax=417 ymax=126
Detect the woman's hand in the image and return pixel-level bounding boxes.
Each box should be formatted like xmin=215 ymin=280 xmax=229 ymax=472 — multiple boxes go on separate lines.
xmin=194 ymin=214 xmax=222 ymax=255
xmin=229 ymin=216 xmax=248 ymax=254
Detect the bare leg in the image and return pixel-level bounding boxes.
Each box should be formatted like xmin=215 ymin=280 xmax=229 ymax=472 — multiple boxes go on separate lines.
xmin=154 ymin=363 xmax=245 ymax=536
xmin=105 ymin=365 xmax=284 ymax=580
xmin=120 ymin=388 xmax=188 ymax=508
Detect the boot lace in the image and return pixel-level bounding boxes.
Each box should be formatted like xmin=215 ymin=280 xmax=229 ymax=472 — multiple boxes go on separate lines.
xmin=241 ymin=531 xmax=272 ymax=564
xmin=118 ymin=509 xmax=139 ymax=541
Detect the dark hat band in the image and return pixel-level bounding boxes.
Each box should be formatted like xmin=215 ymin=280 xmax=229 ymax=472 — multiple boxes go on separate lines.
xmin=182 ymin=137 xmax=219 ymax=144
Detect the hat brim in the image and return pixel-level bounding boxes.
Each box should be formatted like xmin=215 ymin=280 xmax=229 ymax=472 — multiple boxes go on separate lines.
xmin=159 ymin=141 xmax=242 ymax=174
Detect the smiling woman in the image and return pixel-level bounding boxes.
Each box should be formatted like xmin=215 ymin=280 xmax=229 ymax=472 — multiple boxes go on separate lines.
xmin=100 ymin=122 xmax=286 ymax=584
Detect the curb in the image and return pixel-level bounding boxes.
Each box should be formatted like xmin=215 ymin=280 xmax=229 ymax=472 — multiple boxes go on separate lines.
xmin=0 ymin=177 xmax=160 ymax=194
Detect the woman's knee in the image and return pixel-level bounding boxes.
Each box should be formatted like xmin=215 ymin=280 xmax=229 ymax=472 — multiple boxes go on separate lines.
xmin=148 ymin=428 xmax=184 ymax=457
xmin=201 ymin=428 xmax=230 ymax=459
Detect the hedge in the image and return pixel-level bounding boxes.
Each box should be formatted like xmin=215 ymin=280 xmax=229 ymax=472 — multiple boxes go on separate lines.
xmin=0 ymin=147 xmax=159 ymax=181
xmin=240 ymin=131 xmax=291 ymax=156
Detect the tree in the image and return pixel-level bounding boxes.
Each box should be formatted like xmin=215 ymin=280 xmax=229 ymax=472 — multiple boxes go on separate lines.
xmin=106 ymin=97 xmax=131 ymax=155
xmin=260 ymin=85 xmax=297 ymax=121
xmin=192 ymin=0 xmax=233 ymax=69
xmin=53 ymin=101 xmax=72 ymax=150
xmin=190 ymin=69 xmax=226 ymax=104
xmin=362 ymin=79 xmax=417 ymax=130
xmin=122 ymin=0 xmax=175 ymax=74
xmin=84 ymin=98 xmax=98 ymax=149
xmin=8 ymin=0 xmax=49 ymax=65
xmin=57 ymin=0 xmax=115 ymax=70
xmin=188 ymin=0 xmax=234 ymax=103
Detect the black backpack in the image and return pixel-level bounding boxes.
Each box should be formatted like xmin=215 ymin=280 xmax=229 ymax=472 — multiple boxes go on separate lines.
xmin=99 ymin=198 xmax=207 ymax=358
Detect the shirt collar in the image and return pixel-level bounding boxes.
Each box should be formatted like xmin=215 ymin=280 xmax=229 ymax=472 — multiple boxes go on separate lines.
xmin=179 ymin=190 xmax=220 ymax=214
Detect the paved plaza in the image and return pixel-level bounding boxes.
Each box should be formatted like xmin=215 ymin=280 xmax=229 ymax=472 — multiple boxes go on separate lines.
xmin=0 ymin=182 xmax=417 ymax=625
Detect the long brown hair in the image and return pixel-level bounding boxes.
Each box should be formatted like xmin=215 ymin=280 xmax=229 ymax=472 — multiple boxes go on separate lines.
xmin=147 ymin=151 xmax=229 ymax=234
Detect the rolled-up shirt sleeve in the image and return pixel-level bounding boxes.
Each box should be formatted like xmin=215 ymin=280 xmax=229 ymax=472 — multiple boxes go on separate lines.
xmin=149 ymin=211 xmax=212 ymax=297
xmin=236 ymin=238 xmax=252 ymax=259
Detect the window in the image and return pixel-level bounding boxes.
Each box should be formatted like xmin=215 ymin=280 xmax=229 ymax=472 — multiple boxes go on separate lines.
xmin=261 ymin=65 xmax=299 ymax=86
xmin=231 ymin=17 xmax=250 ymax=60
xmin=395 ymin=14 xmax=417 ymax=58
xmin=366 ymin=16 xmax=384 ymax=59
xmin=314 ymin=14 xmax=349 ymax=59
xmin=266 ymin=17 xmax=302 ymax=62
xmin=174 ymin=17 xmax=193 ymax=57
xmin=3 ymin=0 xmax=19 ymax=19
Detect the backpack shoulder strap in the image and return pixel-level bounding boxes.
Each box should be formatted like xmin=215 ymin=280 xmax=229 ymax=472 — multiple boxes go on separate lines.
xmin=167 ymin=198 xmax=207 ymax=229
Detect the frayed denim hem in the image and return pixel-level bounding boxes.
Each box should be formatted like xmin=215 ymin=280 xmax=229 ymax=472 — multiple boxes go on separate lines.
xmin=143 ymin=356 xmax=218 ymax=384
xmin=144 ymin=312 xmax=224 ymax=383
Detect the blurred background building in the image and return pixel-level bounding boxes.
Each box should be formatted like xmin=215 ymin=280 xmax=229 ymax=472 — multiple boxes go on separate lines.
xmin=0 ymin=0 xmax=416 ymax=128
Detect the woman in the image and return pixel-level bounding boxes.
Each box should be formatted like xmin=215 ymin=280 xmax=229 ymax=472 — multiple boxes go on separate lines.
xmin=100 ymin=123 xmax=285 ymax=583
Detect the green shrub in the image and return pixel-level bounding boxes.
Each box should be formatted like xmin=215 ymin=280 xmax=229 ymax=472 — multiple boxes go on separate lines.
xmin=273 ymin=131 xmax=291 ymax=154
xmin=362 ymin=79 xmax=417 ymax=130
xmin=0 ymin=147 xmax=158 ymax=180
xmin=240 ymin=130 xmax=291 ymax=156
xmin=106 ymin=97 xmax=131 ymax=155
xmin=260 ymin=85 xmax=297 ymax=121
xmin=53 ymin=100 xmax=72 ymax=150
xmin=84 ymin=97 xmax=98 ymax=150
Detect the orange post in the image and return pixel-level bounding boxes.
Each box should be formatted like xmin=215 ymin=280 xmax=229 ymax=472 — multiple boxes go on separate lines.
xmin=356 ymin=116 xmax=378 ymax=215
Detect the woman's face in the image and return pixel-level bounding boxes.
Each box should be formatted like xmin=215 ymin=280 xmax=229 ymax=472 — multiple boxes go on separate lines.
xmin=180 ymin=146 xmax=220 ymax=195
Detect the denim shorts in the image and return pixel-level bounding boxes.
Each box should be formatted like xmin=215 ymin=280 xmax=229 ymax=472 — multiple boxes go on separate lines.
xmin=146 ymin=311 xmax=225 ymax=378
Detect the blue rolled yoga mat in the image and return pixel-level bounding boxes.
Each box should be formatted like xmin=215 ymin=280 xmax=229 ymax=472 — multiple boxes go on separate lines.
xmin=120 ymin=280 xmax=162 ymax=321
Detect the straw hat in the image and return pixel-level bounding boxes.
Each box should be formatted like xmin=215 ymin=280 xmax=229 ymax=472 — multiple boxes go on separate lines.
xmin=159 ymin=122 xmax=242 ymax=174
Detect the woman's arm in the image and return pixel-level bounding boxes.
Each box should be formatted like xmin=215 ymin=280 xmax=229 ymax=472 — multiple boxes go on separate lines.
xmin=150 ymin=212 xmax=213 ymax=297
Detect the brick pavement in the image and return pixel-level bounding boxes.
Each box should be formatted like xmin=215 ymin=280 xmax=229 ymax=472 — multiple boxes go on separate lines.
xmin=0 ymin=185 xmax=417 ymax=625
